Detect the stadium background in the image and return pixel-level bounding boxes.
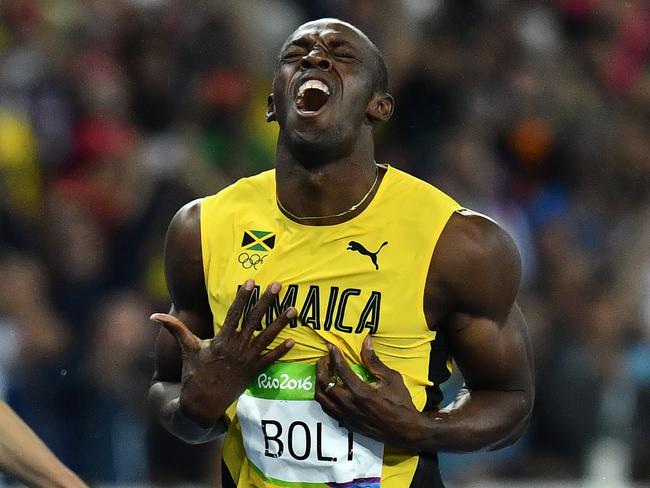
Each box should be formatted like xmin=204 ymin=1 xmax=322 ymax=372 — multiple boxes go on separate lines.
xmin=0 ymin=0 xmax=649 ymax=486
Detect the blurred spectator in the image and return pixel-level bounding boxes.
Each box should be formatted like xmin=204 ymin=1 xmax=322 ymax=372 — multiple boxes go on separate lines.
xmin=0 ymin=0 xmax=649 ymax=485
xmin=77 ymin=291 xmax=154 ymax=483
xmin=0 ymin=251 xmax=79 ymax=471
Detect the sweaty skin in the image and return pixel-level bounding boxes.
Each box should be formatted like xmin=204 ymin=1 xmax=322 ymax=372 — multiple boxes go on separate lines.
xmin=149 ymin=17 xmax=534 ymax=457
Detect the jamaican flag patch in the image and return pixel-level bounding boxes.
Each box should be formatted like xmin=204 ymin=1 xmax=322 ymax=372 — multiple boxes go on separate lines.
xmin=241 ymin=230 xmax=276 ymax=252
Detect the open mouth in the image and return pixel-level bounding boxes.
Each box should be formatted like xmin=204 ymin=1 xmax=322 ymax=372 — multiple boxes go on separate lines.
xmin=295 ymin=79 xmax=331 ymax=114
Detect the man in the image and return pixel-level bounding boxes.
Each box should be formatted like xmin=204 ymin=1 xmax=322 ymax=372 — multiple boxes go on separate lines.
xmin=149 ymin=18 xmax=534 ymax=487
xmin=0 ymin=401 xmax=88 ymax=488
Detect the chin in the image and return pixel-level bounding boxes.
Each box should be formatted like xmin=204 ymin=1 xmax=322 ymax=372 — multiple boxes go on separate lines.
xmin=287 ymin=128 xmax=352 ymax=165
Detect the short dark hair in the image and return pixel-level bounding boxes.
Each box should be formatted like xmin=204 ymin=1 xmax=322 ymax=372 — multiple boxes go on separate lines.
xmin=370 ymin=45 xmax=388 ymax=94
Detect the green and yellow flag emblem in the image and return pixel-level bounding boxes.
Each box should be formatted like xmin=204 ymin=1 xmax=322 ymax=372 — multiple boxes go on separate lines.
xmin=241 ymin=230 xmax=275 ymax=252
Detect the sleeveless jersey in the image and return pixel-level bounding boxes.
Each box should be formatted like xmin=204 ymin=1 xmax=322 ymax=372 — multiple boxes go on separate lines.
xmin=200 ymin=165 xmax=463 ymax=488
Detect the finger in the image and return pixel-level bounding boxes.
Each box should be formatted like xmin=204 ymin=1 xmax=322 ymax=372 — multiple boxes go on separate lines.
xmin=324 ymin=380 xmax=354 ymax=406
xmin=258 ymin=338 xmax=295 ymax=368
xmin=253 ymin=307 xmax=297 ymax=352
xmin=241 ymin=282 xmax=281 ymax=341
xmin=315 ymin=388 xmax=376 ymax=440
xmin=221 ymin=279 xmax=255 ymax=335
xmin=328 ymin=343 xmax=366 ymax=391
xmin=314 ymin=364 xmax=347 ymax=418
xmin=150 ymin=313 xmax=200 ymax=352
xmin=314 ymin=387 xmax=343 ymax=421
xmin=316 ymin=381 xmax=354 ymax=420
xmin=360 ymin=335 xmax=390 ymax=381
xmin=315 ymin=354 xmax=334 ymax=392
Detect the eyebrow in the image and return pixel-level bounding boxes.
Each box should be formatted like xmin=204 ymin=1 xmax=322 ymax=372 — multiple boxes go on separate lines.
xmin=287 ymin=37 xmax=312 ymax=49
xmin=285 ymin=35 xmax=357 ymax=52
xmin=328 ymin=38 xmax=354 ymax=49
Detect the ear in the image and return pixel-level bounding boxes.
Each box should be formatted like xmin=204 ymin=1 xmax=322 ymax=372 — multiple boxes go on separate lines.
xmin=366 ymin=92 xmax=394 ymax=123
xmin=266 ymin=93 xmax=277 ymax=122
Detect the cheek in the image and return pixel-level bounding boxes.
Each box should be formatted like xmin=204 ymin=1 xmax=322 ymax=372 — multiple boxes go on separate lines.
xmin=273 ymin=73 xmax=294 ymax=108
xmin=343 ymin=88 xmax=372 ymax=119
xmin=341 ymin=75 xmax=373 ymax=110
xmin=274 ymin=66 xmax=294 ymax=91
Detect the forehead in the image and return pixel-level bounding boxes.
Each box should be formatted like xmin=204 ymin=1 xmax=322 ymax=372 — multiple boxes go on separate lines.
xmin=284 ymin=20 xmax=372 ymax=49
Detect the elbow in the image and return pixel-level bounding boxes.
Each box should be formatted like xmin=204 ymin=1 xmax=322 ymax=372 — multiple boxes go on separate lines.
xmin=147 ymin=381 xmax=167 ymax=414
xmin=148 ymin=381 xmax=225 ymax=445
xmin=513 ymin=388 xmax=534 ymax=426
xmin=179 ymin=433 xmax=214 ymax=446
xmin=487 ymin=416 xmax=531 ymax=451
xmin=487 ymin=391 xmax=533 ymax=451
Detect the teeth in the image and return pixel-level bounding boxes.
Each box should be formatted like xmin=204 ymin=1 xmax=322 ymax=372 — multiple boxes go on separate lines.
xmin=297 ymin=79 xmax=330 ymax=97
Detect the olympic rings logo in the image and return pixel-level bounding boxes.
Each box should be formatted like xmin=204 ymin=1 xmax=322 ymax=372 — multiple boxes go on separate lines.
xmin=238 ymin=252 xmax=267 ymax=269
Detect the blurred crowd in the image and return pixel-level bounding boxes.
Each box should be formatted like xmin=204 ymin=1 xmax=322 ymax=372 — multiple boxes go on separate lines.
xmin=0 ymin=0 xmax=649 ymax=485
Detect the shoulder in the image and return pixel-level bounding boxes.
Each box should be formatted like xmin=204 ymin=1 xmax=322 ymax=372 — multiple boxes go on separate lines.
xmin=167 ymin=199 xmax=202 ymax=249
xmin=164 ymin=199 xmax=211 ymax=314
xmin=441 ymin=210 xmax=521 ymax=272
xmin=204 ymin=170 xmax=275 ymax=203
xmin=201 ymin=169 xmax=275 ymax=221
xmin=428 ymin=210 xmax=522 ymax=321
xmin=382 ymin=167 xmax=462 ymax=241
xmin=387 ymin=165 xmax=460 ymax=207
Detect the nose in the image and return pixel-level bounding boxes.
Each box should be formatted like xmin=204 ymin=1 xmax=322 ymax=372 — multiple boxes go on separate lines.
xmin=300 ymin=50 xmax=332 ymax=71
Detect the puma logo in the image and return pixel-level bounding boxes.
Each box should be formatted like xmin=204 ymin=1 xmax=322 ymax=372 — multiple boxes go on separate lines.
xmin=347 ymin=241 xmax=388 ymax=270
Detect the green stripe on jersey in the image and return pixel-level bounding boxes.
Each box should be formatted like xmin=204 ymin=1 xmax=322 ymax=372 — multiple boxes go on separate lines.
xmin=245 ymin=362 xmax=374 ymax=401
xmin=247 ymin=459 xmax=329 ymax=487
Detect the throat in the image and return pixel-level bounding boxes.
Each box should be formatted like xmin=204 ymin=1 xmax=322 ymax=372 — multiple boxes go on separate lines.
xmin=276 ymin=164 xmax=383 ymax=223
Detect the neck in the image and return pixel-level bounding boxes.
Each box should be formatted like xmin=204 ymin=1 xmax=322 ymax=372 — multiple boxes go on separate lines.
xmin=275 ymin=131 xmax=382 ymax=225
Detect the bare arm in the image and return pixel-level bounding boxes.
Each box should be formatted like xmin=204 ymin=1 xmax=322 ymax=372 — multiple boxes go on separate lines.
xmin=149 ymin=200 xmax=296 ymax=444
xmin=148 ymin=199 xmax=222 ymax=443
xmin=415 ymin=212 xmax=534 ymax=452
xmin=0 ymin=401 xmax=87 ymax=488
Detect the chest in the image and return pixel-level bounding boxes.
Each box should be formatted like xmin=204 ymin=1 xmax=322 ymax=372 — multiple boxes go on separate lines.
xmin=205 ymin=218 xmax=433 ymax=362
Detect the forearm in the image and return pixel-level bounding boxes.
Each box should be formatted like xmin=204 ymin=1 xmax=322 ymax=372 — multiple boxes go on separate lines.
xmin=148 ymin=381 xmax=226 ymax=444
xmin=409 ymin=388 xmax=532 ymax=453
xmin=0 ymin=402 xmax=87 ymax=488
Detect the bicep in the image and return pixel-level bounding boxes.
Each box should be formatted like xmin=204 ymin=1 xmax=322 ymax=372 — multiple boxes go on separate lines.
xmin=432 ymin=212 xmax=533 ymax=393
xmin=153 ymin=200 xmax=214 ymax=383
xmin=447 ymin=304 xmax=533 ymax=393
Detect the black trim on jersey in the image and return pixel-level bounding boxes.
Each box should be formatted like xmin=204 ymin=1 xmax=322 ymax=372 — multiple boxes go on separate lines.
xmin=424 ymin=327 xmax=452 ymax=411
xmin=409 ymin=330 xmax=450 ymax=487
xmin=410 ymin=452 xmax=445 ymax=487
xmin=222 ymin=459 xmax=237 ymax=488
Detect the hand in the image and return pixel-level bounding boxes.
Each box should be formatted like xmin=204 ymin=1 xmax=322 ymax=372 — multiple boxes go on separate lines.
xmin=315 ymin=336 xmax=422 ymax=451
xmin=151 ymin=280 xmax=296 ymax=428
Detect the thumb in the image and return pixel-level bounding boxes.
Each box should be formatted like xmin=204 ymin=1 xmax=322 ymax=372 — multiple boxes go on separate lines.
xmin=151 ymin=313 xmax=200 ymax=352
xmin=361 ymin=335 xmax=390 ymax=380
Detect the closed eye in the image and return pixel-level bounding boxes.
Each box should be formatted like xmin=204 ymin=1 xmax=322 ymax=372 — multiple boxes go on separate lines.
xmin=334 ymin=51 xmax=357 ymax=61
xmin=282 ymin=49 xmax=306 ymax=62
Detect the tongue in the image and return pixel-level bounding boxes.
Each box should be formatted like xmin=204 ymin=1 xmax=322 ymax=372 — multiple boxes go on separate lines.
xmin=296 ymin=88 xmax=329 ymax=112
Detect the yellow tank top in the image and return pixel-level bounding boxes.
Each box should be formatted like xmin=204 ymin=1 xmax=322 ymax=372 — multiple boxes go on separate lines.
xmin=200 ymin=165 xmax=462 ymax=488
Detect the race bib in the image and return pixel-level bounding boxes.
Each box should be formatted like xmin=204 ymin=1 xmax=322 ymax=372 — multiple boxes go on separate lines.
xmin=237 ymin=362 xmax=384 ymax=487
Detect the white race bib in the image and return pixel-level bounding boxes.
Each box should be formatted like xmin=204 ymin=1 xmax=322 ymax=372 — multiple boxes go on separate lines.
xmin=237 ymin=362 xmax=384 ymax=487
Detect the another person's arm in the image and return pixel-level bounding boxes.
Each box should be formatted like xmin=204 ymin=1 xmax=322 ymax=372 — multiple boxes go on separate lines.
xmin=148 ymin=200 xmax=296 ymax=444
xmin=315 ymin=212 xmax=534 ymax=452
xmin=0 ymin=401 xmax=87 ymax=488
